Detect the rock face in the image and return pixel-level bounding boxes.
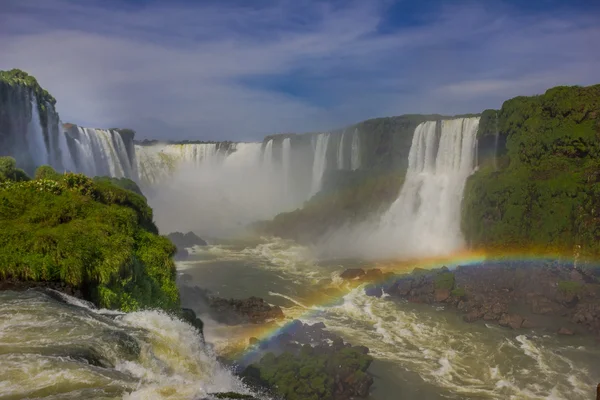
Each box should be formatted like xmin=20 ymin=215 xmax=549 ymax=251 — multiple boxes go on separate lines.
xmin=210 ymin=297 xmax=284 ymax=324
xmin=167 ymin=231 xmax=207 ymax=248
xmin=179 ymin=285 xmax=284 ymax=325
xmin=240 ymin=321 xmax=373 ymax=400
xmin=363 ymin=263 xmax=600 ymax=336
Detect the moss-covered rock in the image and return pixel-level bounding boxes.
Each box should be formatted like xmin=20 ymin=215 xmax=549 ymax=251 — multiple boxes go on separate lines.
xmin=462 ymin=84 xmax=600 ymax=258
xmin=0 ymin=169 xmax=179 ymax=312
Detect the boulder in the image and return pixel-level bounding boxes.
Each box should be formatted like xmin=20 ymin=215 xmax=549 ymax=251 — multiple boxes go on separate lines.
xmin=167 ymin=231 xmax=207 ymax=248
xmin=340 ymin=268 xmax=366 ymax=280
xmin=499 ymin=313 xmax=524 ymax=329
xmin=434 ymin=288 xmax=450 ymax=302
xmin=557 ymin=327 xmax=574 ymax=335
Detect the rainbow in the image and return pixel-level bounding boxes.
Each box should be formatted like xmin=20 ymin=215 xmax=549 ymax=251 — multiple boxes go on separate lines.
xmin=226 ymin=248 xmax=595 ymax=363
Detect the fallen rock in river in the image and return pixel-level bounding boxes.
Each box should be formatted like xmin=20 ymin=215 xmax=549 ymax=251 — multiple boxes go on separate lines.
xmin=179 ymin=285 xmax=284 ymax=325
xmin=375 ymin=263 xmax=600 ymax=336
xmin=167 ymin=231 xmax=208 ymax=248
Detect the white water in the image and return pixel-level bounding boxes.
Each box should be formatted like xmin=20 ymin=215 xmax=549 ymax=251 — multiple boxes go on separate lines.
xmin=350 ymin=129 xmax=361 ymax=171
xmin=68 ymin=127 xmax=135 ymax=179
xmin=0 ymin=290 xmax=257 ymax=400
xmin=282 ymin=138 xmax=291 ymax=197
xmin=337 ymin=132 xmax=345 ymax=170
xmin=321 ymin=117 xmax=479 ymax=259
xmin=262 ymin=139 xmax=274 ymax=168
xmin=26 ymin=95 xmax=49 ymax=167
xmin=310 ymin=133 xmax=330 ymax=196
xmin=381 ymin=117 xmax=479 ymax=255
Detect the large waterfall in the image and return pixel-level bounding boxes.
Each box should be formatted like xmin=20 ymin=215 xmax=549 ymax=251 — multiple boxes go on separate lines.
xmin=321 ymin=117 xmax=479 ymax=259
xmin=65 ymin=127 xmax=136 ymax=179
xmin=310 ymin=133 xmax=331 ymax=196
xmin=379 ymin=117 xmax=479 ymax=256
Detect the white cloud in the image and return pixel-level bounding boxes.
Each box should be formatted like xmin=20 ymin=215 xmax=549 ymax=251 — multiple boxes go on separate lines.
xmin=0 ymin=0 xmax=598 ymax=139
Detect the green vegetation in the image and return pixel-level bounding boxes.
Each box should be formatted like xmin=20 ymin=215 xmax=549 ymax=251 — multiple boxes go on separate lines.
xmin=0 ymin=160 xmax=179 ymax=311
xmin=211 ymin=393 xmax=257 ymax=399
xmin=255 ymin=171 xmax=404 ymax=242
xmin=462 ymin=84 xmax=600 ymax=258
xmin=93 ymin=176 xmax=145 ymax=197
xmin=434 ymin=272 xmax=455 ymax=290
xmin=451 ymin=288 xmax=466 ymax=298
xmin=0 ymin=157 xmax=30 ymax=182
xmin=557 ymin=280 xmax=584 ymax=297
xmin=243 ymin=345 xmax=372 ymax=400
xmin=0 ymin=69 xmax=56 ymax=105
xmin=34 ymin=165 xmax=62 ymax=180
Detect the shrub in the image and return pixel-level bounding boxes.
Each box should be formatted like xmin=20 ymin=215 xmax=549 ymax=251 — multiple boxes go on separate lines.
xmin=0 ymin=168 xmax=178 ymax=311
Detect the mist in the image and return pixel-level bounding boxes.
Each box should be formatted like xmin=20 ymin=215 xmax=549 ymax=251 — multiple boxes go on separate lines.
xmin=145 ymin=142 xmax=314 ymax=238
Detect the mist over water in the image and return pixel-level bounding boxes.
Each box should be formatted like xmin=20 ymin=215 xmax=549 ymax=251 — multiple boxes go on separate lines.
xmin=317 ymin=117 xmax=480 ymax=260
xmin=148 ymin=142 xmax=310 ymax=237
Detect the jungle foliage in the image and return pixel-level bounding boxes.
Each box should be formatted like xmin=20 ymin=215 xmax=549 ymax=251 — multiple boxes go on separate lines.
xmin=462 ymin=84 xmax=600 ymax=258
xmin=243 ymin=345 xmax=372 ymax=400
xmin=0 ymin=160 xmax=179 ymax=311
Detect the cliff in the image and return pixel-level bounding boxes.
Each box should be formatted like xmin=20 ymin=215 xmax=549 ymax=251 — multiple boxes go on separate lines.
xmin=0 ymin=159 xmax=179 ymax=311
xmin=0 ymin=69 xmax=63 ymax=174
xmin=462 ymin=84 xmax=600 ymax=258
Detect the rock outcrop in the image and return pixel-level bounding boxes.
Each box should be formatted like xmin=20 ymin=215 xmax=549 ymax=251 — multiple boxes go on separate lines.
xmin=353 ymin=263 xmax=600 ymax=336
xmin=240 ymin=321 xmax=373 ymax=400
xmin=179 ymin=285 xmax=284 ymax=325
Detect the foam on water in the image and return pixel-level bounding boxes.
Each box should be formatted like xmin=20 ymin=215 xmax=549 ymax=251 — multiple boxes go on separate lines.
xmin=0 ymin=291 xmax=259 ymax=400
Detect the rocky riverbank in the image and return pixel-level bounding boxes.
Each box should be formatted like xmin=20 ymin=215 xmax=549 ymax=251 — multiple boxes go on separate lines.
xmin=179 ymin=284 xmax=285 ymax=324
xmin=240 ymin=320 xmax=373 ymax=400
xmin=344 ymin=263 xmax=600 ymax=337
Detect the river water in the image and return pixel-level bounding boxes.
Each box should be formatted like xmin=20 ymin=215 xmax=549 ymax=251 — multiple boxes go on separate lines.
xmin=1 ymin=237 xmax=599 ymax=399
xmin=181 ymin=237 xmax=600 ymax=400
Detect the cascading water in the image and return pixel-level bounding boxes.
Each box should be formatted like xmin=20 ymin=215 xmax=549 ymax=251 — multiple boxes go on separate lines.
xmin=68 ymin=127 xmax=134 ymax=179
xmin=337 ymin=132 xmax=345 ymax=170
xmin=379 ymin=117 xmax=480 ymax=255
xmin=282 ymin=138 xmax=291 ymax=196
xmin=350 ymin=129 xmax=361 ymax=171
xmin=26 ymin=95 xmax=49 ymax=167
xmin=262 ymin=139 xmax=273 ymax=168
xmin=0 ymin=290 xmax=258 ymax=399
xmin=310 ymin=133 xmax=330 ymax=196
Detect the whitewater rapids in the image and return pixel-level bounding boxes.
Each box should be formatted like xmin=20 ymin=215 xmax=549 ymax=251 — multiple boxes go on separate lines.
xmin=0 ymin=290 xmax=260 ymax=400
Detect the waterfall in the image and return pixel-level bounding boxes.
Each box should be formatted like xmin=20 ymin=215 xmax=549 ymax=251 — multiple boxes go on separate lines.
xmin=337 ymin=132 xmax=345 ymax=170
xmin=57 ymin=122 xmax=75 ymax=172
xmin=377 ymin=117 xmax=480 ymax=256
xmin=262 ymin=139 xmax=273 ymax=167
xmin=26 ymin=95 xmax=49 ymax=167
xmin=67 ymin=127 xmax=135 ymax=178
xmin=135 ymin=143 xmax=228 ymax=185
xmin=350 ymin=129 xmax=361 ymax=170
xmin=161 ymin=143 xmax=221 ymax=167
xmin=282 ymin=138 xmax=291 ymax=195
xmin=310 ymin=133 xmax=330 ymax=196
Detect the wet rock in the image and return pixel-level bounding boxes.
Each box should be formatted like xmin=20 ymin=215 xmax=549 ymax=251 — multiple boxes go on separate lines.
xmin=180 ymin=308 xmax=205 ymax=338
xmin=174 ymin=248 xmax=189 ymax=261
xmin=434 ymin=288 xmax=450 ymax=302
xmin=340 ymin=268 xmax=366 ymax=280
xmin=463 ymin=309 xmax=483 ymax=323
xmin=167 ymin=231 xmax=207 ymax=248
xmin=209 ymin=296 xmax=284 ymax=324
xmin=521 ymin=319 xmax=536 ymax=329
xmin=557 ymin=327 xmax=574 ymax=335
xmin=204 ymin=393 xmax=258 ymax=399
xmin=499 ymin=314 xmax=524 ymax=329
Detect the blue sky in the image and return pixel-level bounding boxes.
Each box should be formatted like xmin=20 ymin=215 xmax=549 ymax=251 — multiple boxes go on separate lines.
xmin=1 ymin=0 xmax=599 ymax=140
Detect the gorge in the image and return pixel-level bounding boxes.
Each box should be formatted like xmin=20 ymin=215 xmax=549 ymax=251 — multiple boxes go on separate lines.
xmin=2 ymin=68 xmax=600 ymax=400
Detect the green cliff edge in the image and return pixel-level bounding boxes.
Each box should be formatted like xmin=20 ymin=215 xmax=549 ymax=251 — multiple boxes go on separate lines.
xmin=462 ymin=84 xmax=600 ymax=257
xmin=0 ymin=159 xmax=179 ymax=311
